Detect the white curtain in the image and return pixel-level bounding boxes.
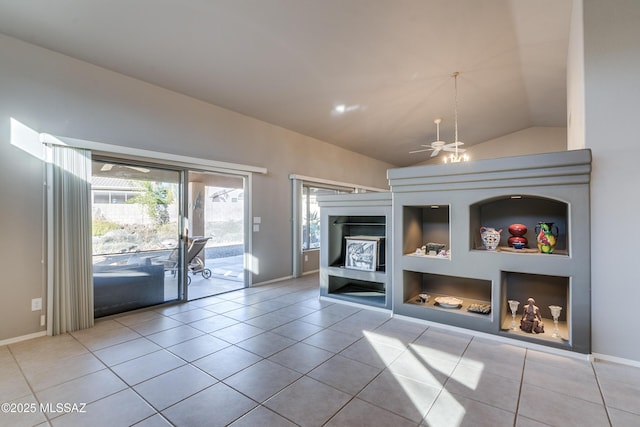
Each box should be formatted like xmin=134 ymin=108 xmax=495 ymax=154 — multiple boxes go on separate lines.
xmin=49 ymin=145 xmax=94 ymax=334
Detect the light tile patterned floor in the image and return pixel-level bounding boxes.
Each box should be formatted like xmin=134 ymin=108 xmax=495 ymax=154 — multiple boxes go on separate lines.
xmin=1 ymin=274 xmax=640 ymax=426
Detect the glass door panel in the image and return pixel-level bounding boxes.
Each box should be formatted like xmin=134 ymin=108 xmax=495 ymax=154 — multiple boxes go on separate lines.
xmin=187 ymin=171 xmax=246 ymax=300
xmin=91 ymin=159 xmax=183 ymax=317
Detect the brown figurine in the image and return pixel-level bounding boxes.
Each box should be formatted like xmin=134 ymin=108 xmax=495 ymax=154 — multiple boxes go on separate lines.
xmin=520 ymin=297 xmax=544 ymax=334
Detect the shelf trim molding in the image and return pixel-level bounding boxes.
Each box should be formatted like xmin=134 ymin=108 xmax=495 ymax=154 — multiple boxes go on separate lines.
xmin=388 ymin=149 xmax=592 ymax=192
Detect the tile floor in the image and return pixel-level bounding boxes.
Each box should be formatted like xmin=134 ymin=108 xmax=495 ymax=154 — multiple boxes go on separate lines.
xmin=2 ymin=274 xmax=640 ymax=427
xmin=165 ymin=254 xmax=244 ymax=302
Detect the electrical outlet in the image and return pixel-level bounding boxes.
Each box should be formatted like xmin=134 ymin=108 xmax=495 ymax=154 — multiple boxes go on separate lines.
xmin=304 ymin=254 xmax=309 ymax=262
xmin=40 ymin=315 xmax=46 ymax=326
xmin=31 ymin=298 xmax=42 ymax=311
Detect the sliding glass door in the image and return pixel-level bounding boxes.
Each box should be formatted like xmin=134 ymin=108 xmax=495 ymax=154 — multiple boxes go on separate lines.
xmin=91 ymin=158 xmax=184 ymax=317
xmin=186 ymin=170 xmax=246 ymax=300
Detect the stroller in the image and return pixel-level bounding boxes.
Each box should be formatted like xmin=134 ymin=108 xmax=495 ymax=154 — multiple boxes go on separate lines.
xmin=161 ymin=236 xmax=212 ymax=285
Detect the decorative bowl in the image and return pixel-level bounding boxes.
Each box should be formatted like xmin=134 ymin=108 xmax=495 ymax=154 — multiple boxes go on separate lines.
xmin=508 ymin=223 xmax=527 ymax=236
xmin=467 ymin=303 xmax=491 ymax=314
xmin=434 ymin=296 xmax=463 ymax=308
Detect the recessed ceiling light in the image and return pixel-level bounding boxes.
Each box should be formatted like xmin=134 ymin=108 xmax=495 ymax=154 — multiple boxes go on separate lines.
xmin=332 ymin=104 xmax=360 ymax=115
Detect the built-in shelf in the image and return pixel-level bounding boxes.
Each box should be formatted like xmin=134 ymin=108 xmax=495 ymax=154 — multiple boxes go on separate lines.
xmin=406 ymin=293 xmax=492 ymax=320
xmin=405 ymin=253 xmax=450 ymax=260
xmin=475 ymin=247 xmax=569 ymax=256
xmin=500 ymin=318 xmax=569 ymax=345
xmin=403 ymin=270 xmax=491 ymax=302
xmin=388 ymin=149 xmax=592 ymax=353
xmin=402 ymin=205 xmax=450 ymax=257
xmin=319 ymin=192 xmax=392 ymax=311
xmin=470 ymin=195 xmax=569 ymax=254
xmin=327 ymin=275 xmax=386 ymax=308
xmin=333 ymin=221 xmax=386 ymax=226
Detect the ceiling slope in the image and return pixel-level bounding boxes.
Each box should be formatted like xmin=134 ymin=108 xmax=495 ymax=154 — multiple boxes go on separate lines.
xmin=0 ymin=0 xmax=572 ymax=166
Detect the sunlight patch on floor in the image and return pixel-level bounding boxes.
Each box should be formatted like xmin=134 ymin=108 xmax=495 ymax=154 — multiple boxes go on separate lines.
xmin=363 ymin=330 xmax=468 ymax=420
xmin=426 ymin=388 xmax=467 ymax=426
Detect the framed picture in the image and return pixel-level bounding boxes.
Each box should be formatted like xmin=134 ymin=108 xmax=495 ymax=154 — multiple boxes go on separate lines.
xmin=345 ymin=237 xmax=379 ymax=271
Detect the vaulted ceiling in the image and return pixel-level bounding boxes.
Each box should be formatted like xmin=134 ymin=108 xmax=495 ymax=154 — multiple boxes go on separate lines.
xmin=0 ymin=0 xmax=573 ymax=166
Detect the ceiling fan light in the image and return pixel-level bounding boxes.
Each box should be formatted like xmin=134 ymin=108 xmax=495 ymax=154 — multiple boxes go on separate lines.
xmin=410 ymin=73 xmax=469 ymax=163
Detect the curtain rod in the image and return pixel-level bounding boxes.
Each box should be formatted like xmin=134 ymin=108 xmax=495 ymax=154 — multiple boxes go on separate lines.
xmin=288 ymin=173 xmax=388 ymax=193
xmin=40 ymin=133 xmax=267 ymax=175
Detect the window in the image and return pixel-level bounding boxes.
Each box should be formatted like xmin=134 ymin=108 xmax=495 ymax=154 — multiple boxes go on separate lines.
xmin=93 ymin=191 xmax=110 ymax=204
xmin=110 ymin=191 xmax=127 ymax=204
xmin=290 ymin=173 xmax=381 ymax=278
xmin=302 ymin=185 xmax=348 ymax=250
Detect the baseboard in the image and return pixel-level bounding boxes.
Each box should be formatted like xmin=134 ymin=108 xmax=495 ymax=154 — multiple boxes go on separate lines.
xmin=319 ymin=295 xmax=391 ymax=314
xmin=0 ymin=330 xmax=47 ymax=347
xmin=302 ymin=269 xmax=319 ymax=275
xmin=392 ymin=314 xmax=593 ymax=362
xmin=252 ymin=275 xmax=294 ymax=287
xmin=592 ymin=352 xmax=640 ymax=368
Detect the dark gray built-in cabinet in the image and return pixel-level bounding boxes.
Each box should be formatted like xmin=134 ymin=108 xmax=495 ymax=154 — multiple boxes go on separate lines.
xmin=318 ymin=150 xmax=591 ymax=354
xmin=318 ymin=192 xmax=392 ymax=310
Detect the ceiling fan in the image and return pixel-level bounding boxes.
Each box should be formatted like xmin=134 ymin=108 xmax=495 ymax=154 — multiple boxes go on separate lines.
xmin=410 ymin=117 xmax=466 ymax=158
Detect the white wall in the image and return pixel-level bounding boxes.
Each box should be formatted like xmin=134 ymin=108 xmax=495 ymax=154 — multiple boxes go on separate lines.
xmin=0 ymin=34 xmax=392 ymax=341
xmin=463 ymin=127 xmax=567 ymax=161
xmin=583 ymin=0 xmax=640 ymax=363
xmin=567 ymin=0 xmax=585 ymax=150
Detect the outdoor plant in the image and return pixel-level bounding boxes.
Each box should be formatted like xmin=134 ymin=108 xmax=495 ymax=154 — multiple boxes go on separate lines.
xmin=127 ymin=181 xmax=175 ymax=226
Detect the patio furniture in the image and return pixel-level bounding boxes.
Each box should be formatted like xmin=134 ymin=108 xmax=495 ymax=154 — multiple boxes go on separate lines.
xmin=93 ymin=259 xmax=165 ymax=317
xmin=159 ymin=236 xmax=212 ymax=285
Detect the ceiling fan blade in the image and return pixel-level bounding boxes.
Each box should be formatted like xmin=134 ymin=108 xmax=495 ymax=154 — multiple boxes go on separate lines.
xmin=409 ymin=148 xmax=432 ymax=154
xmin=441 ymin=141 xmax=464 ymax=149
xmin=430 ymin=148 xmax=442 ymax=157
xmin=442 ymin=146 xmax=467 ymax=153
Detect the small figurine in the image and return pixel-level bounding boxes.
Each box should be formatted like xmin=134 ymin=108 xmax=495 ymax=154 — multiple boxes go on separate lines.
xmin=520 ymin=297 xmax=545 ymax=334
xmin=426 ymin=242 xmax=445 ymax=256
